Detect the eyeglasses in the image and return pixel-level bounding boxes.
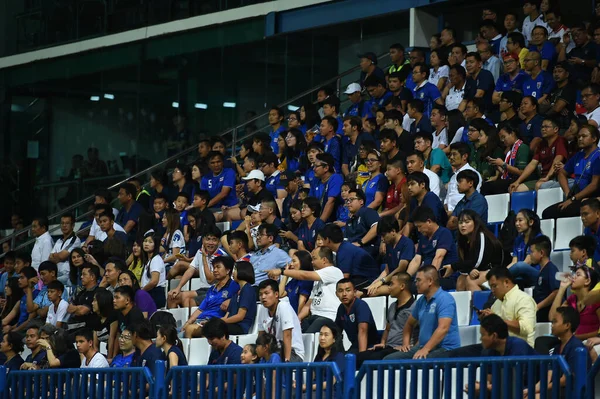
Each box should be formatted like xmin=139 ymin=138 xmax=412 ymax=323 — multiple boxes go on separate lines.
xmin=287 ymin=117 xmax=297 ymax=122
xmin=345 ymin=197 xmax=359 ymax=203
xmin=119 ymin=335 xmax=132 ymax=340
xmin=366 ymin=158 xmax=380 ymax=163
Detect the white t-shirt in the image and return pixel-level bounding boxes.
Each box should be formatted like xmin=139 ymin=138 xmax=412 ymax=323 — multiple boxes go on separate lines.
xmin=585 ymin=107 xmax=600 ymax=127
xmin=257 ymin=301 xmax=305 ymax=360
xmin=90 ymin=220 xmax=126 ymax=242
xmin=444 ymin=163 xmax=483 ymax=211
xmin=51 ymin=235 xmax=82 ymax=278
xmin=47 ymin=299 xmax=70 ymax=326
xmin=32 ymin=231 xmax=54 ymax=271
xmin=423 ymin=168 xmax=441 ymax=198
xmin=81 ymin=352 xmax=109 ymax=368
xmin=445 ymin=83 xmax=465 ymax=111
xmin=402 ymin=113 xmax=413 ymax=131
xmin=432 ymin=128 xmax=449 ymax=149
xmin=141 ymin=255 xmax=166 ymax=288
xmin=429 ymin=65 xmax=449 ymax=88
xmin=190 ymin=248 xmax=227 ymax=289
xmin=310 ymin=266 xmax=343 ymax=320
xmin=522 ymin=14 xmax=548 ymax=42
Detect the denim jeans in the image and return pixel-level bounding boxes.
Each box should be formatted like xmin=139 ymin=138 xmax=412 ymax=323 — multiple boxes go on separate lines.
xmin=509 ymin=261 xmax=539 ymax=287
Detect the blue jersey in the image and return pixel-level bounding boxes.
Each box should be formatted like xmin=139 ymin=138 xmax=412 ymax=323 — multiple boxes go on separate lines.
xmin=265 ymin=171 xmax=284 ymax=198
xmin=385 ymin=235 xmax=415 ymax=269
xmin=197 ymin=279 xmax=240 ymax=320
xmin=201 ymin=168 xmax=238 ymax=207
xmin=519 ymin=114 xmax=544 ymax=144
xmin=412 ymin=82 xmax=442 ymax=118
xmin=416 ymin=226 xmax=458 ymax=266
xmin=270 ymin=126 xmax=286 ymax=153
xmin=362 ymin=174 xmax=389 ymax=208
xmin=309 ymin=173 xmax=343 ymax=222
xmin=323 ymin=137 xmax=342 ymax=173
xmin=227 ymin=283 xmax=257 ymax=334
xmin=522 ymin=71 xmax=555 ymax=99
xmin=345 ymin=101 xmax=368 ymax=118
xmin=285 ymin=279 xmax=314 ymax=314
xmin=563 ymin=149 xmax=600 ymax=191
xmin=335 ymin=299 xmax=379 ymax=350
xmin=296 ymin=218 xmax=326 ymax=251
xmin=365 ymin=91 xmax=393 ymax=118
xmin=495 ymin=71 xmax=528 ymax=93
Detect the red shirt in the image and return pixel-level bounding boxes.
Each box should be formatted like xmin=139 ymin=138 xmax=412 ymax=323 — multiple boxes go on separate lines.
xmin=533 ymin=136 xmax=568 ymax=175
xmin=385 ymin=178 xmax=406 ymax=210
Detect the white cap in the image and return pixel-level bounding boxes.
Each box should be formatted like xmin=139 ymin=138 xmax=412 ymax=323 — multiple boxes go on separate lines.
xmin=344 ymin=83 xmax=362 ymax=94
xmin=242 ymin=169 xmax=265 ymax=181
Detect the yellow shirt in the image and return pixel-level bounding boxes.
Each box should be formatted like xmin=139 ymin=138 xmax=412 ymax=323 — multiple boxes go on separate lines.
xmin=491 ymin=285 xmax=537 ymax=346
xmin=356 ymin=164 xmax=370 ymax=187
xmin=129 ymin=259 xmax=144 ymax=283
xmin=518 ymin=48 xmax=530 ymax=70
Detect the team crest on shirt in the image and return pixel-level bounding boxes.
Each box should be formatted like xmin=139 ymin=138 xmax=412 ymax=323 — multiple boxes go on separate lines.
xmin=538 ymin=276 xmax=543 ymax=286
xmin=222 ymin=291 xmax=229 ymax=298
xmin=537 ymin=82 xmax=542 ymax=89
xmin=349 ymin=314 xmax=355 ymax=322
xmin=429 ymin=303 xmax=437 ymax=314
xmin=527 ymin=124 xmax=532 ymax=131
xmin=396 ymin=251 xmax=401 ymax=259
xmin=419 ymin=93 xmax=424 ymax=99
xmin=432 ymin=240 xmax=437 ymax=248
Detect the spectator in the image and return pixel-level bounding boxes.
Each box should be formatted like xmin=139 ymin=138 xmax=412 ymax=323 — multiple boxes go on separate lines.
xmin=156 ymin=325 xmax=187 ymax=371
xmin=66 ymin=264 xmax=99 ymax=337
xmin=249 ymin=223 xmax=291 ymax=286
xmin=344 ymin=84 xmax=368 ymax=119
xmin=159 ymin=209 xmax=185 ymax=270
xmin=344 ymin=188 xmax=380 ymax=255
xmin=522 ymin=0 xmax=547 ymax=42
xmin=430 ymin=106 xmax=448 ymax=150
xmin=507 ymin=209 xmax=543 ymax=288
xmin=48 ymin=213 xmax=81 ymax=285
xmin=366 ymin=216 xmax=414 ymax=297
xmin=449 ymin=43 xmax=468 ymax=69
xmin=445 ymin=143 xmax=483 ymax=213
xmin=268 ymin=106 xmax=286 ymax=154
xmin=0 ymin=331 xmax=24 ymax=371
xmin=222 ymin=261 xmax=256 ymax=335
xmin=38 ymin=329 xmax=80 ymax=368
xmin=519 ymin=96 xmax=544 ymax=150
xmin=7 ymin=266 xmax=39 ymax=335
xmin=550 ymin=267 xmax=600 ymax=341
xmin=322 ymin=95 xmax=345 ymax=136
xmin=118 ymin=270 xmax=157 ymax=318
xmin=447 ymin=170 xmax=488 ymax=231
xmin=110 ymin=327 xmax=136 ymax=367
xmin=76 ymin=328 xmax=109 ymax=368
xmin=582 ymin=84 xmax=600 ymax=128
xmin=388 ymin=43 xmax=410 ymax=74
xmin=529 ymin=26 xmax=557 ymax=71
xmin=225 ymin=230 xmax=251 ymax=263
xmin=90 ymin=288 xmax=118 ymax=360
xmin=499 ymin=91 xmax=523 ymax=127
xmin=522 ymin=52 xmax=555 ymax=102
xmin=203 ymin=317 xmax=242 ymax=365
xmin=21 ymin=324 xmax=46 ymax=370
xmin=545 ymin=9 xmax=569 ymax=45
xmin=126 ymin=239 xmax=144 ymax=282
xmin=428 ymin=49 xmax=449 ymax=91
xmin=477 ymin=42 xmax=501 ymax=82
xmin=509 ymin=117 xmax=568 ymax=192
xmin=183 ymin=256 xmax=239 ymax=338
xmin=256 ymin=279 xmax=304 ymax=362
xmin=131 ymin=320 xmax=165 ymax=374
xmin=381 ymin=159 xmax=409 ymax=219
xmin=319 ymin=224 xmax=380 ymax=291
xmin=201 ymin=151 xmax=238 ymax=212
xmin=1 ymin=278 xmax=23 ymax=332
xmin=31 ymin=216 xmax=53 ymax=271
xmin=361 ymin=150 xmax=388 ymax=210
xmin=27 ymin=261 xmax=67 ymax=322
xmin=479 ymin=19 xmax=503 ymax=55
xmin=115 ymin=183 xmax=145 ymax=245
xmin=341 ymin=116 xmax=367 ymax=177
xmin=46 ymin=280 xmax=68 ymax=328
xmin=438 ymin=27 xmax=458 ymax=61
xmin=83 ymin=147 xmax=108 ymax=177
xmin=530 ymin=235 xmax=560 ymax=322
xmin=259 ymin=152 xmax=286 ymax=201
xmin=482 ymin=123 xmax=530 ymax=195
xmin=442 ymin=65 xmax=467 ymax=111
xmin=493 ymin=55 xmax=528 ymax=105
xmin=570 ymin=234 xmax=596 ymax=273
xmin=308 ymin=153 xmax=344 ymax=223
xmin=96 ymin=207 xmax=128 ymax=245
xmin=114 ymin=285 xmax=145 ymax=336
xmin=381 ymin=114 xmax=410 ymax=162
xmin=405 ymin=151 xmax=441 ymax=198
xmin=545 ymin=61 xmax=577 ymax=130
xmin=560 ymin=25 xmax=597 ymax=87
xmin=384 ymin=265 xmax=460 ymax=360
xmin=414 ymin=131 xmax=452 ymax=185
xmin=461 ymin=52 xmax=495 ymax=114
xmin=500 ymin=12 xmax=521 ymax=56
xmin=387 ymin=70 xmax=413 ymax=113
xmin=149 ymin=169 xmax=177 ymax=205
xmin=580 ymin=199 xmax=600 ymax=266
xmin=309 ymin=320 xmax=345 ymax=380
xmin=140 ymin=233 xmax=166 ymax=309
xmin=542 ymin=124 xmax=600 ymax=219
xmin=269 ymin=247 xmax=343 ymax=334
xmin=171 ymin=164 xmax=194 ymax=201
xmin=408 ymin=99 xmax=433 ymax=136
xmin=99 ymin=257 xmax=125 ymax=293
xmin=405 ymin=48 xmax=426 ymax=91
xmin=507 ymin=31 xmax=530 ymax=69
xmin=0 ymin=251 xmax=16 ymax=297
xmin=358 ymin=52 xmax=385 ymax=85
xmin=410 ymin=62 xmax=443 ymax=118
xmin=404 ymin=172 xmax=447 ymax=237
xmin=468 ymin=119 xmax=504 ymax=181
xmin=334 ymin=278 xmax=378 ymax=354
xmin=283 ymin=197 xmax=325 ymax=252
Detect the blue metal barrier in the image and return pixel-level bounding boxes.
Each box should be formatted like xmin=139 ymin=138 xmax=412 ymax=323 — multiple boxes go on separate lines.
xmin=0 ymin=365 xmax=155 ymax=399
xmin=586 ymin=357 xmax=600 ymax=398
xmin=353 ymin=351 xmax=586 ymax=399
xmin=165 ymin=360 xmax=344 ymax=399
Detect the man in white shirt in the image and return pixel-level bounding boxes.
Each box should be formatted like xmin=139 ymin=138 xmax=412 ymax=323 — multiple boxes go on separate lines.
xmin=48 ymin=214 xmax=81 ymax=285
xmin=405 ymin=152 xmax=441 ymax=198
xmin=500 ymin=12 xmax=522 ymax=55
xmin=86 ymin=204 xmax=126 ymax=245
xmin=522 ymin=0 xmax=548 ymax=43
xmin=445 ymin=143 xmax=482 ymax=213
xmin=83 ymin=191 xmax=120 ymax=250
xmin=46 ymin=281 xmax=69 ymax=328
xmin=267 ymin=246 xmax=343 ymax=334
xmin=582 ymin=84 xmax=600 ymax=128
xmin=31 ymin=216 xmax=54 ymax=271
xmin=257 ymin=279 xmax=304 ymax=362
xmin=76 ymin=329 xmax=109 ymax=368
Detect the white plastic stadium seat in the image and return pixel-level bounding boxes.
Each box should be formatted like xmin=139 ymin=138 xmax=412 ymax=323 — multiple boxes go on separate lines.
xmin=555 ymin=217 xmax=584 ymax=250
xmin=179 ymin=338 xmax=191 ymax=359
xmin=536 ymin=188 xmax=563 ymax=219
xmin=236 ymin=333 xmax=258 ymax=348
xmin=534 ymin=322 xmax=552 ymax=339
xmin=458 ymin=325 xmax=479 ymax=346
xmin=303 ymin=333 xmax=315 ymax=363
xmin=188 ymin=338 xmax=211 ymax=365
xmin=540 ymin=219 xmax=555 ymax=243
xmin=363 ymin=297 xmax=387 ymax=330
xmin=551 ymin=251 xmax=572 ymax=273
xmin=216 ymin=222 xmax=231 ymax=232
xmin=450 ymin=291 xmax=471 ymax=326
xmin=486 ymin=194 xmax=510 ymax=224
xmin=524 ymin=287 xmax=533 ymax=297
xmin=167 ymin=308 xmax=190 ymax=329
xmin=189 ymin=278 xmax=203 ymax=291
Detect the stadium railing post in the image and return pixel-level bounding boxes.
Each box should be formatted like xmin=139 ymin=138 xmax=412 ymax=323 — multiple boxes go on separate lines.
xmin=574 ymin=347 xmax=587 ymax=398
xmin=343 ymin=354 xmax=356 ymax=399
xmin=0 ymin=366 xmax=5 ymax=399
xmin=153 ymin=360 xmax=166 ymax=399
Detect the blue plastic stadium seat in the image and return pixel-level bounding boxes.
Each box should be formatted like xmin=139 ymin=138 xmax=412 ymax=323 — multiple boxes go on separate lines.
xmin=470 ymin=291 xmax=492 ymax=325
xmin=511 ymin=191 xmax=536 ymax=213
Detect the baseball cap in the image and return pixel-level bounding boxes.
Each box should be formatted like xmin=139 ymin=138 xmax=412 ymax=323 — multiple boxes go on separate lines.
xmin=242 ymin=169 xmax=265 ymax=181
xmin=502 ymin=52 xmax=519 ymax=62
xmin=344 ymin=83 xmax=362 ymax=94
xmin=279 ymin=170 xmax=300 ymax=186
xmin=357 ymin=52 xmax=378 ymax=65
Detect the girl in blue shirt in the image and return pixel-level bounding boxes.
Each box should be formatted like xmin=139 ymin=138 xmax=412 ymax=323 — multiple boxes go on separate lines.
xmin=296 ymin=197 xmax=326 ymax=252
xmin=256 ymin=333 xmax=282 ymax=364
xmin=362 ymin=150 xmax=388 ymax=210
xmin=223 ymin=261 xmax=257 ymax=335
xmin=283 ymin=129 xmax=308 ymax=175
xmin=278 ymin=250 xmax=314 ymax=314
xmin=156 ymin=325 xmax=188 ymax=372
xmin=508 ymin=209 xmax=543 ymax=287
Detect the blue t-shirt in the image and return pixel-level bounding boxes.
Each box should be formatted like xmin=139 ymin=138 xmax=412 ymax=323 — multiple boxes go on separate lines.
xmin=260 ymin=353 xmax=282 ymax=364
xmin=522 ymin=71 xmax=555 ymax=99
xmin=18 ymin=290 xmax=39 ymax=325
xmin=116 ymin=202 xmax=144 ymax=242
xmin=198 ymin=279 xmax=240 ymax=320
xmin=208 ymin=342 xmax=243 ymax=365
xmin=410 ymin=117 xmax=433 ymax=136
xmin=563 ymin=149 xmax=600 ymax=191
xmin=416 ymin=226 xmax=458 ymax=266
xmin=513 ymin=232 xmax=542 ymax=268
xmin=336 ymin=241 xmax=380 ymax=278
xmin=324 ymin=137 xmax=342 ymax=173
xmin=342 ymin=133 xmax=368 ymax=167
xmin=411 ymin=287 xmax=461 ymax=350
xmin=309 ymin=173 xmax=343 ymax=222
xmin=345 ymin=101 xmax=369 ymax=118
xmin=412 ymin=82 xmax=442 ymax=118
xmin=365 ymin=91 xmax=394 ymax=118
xmin=111 ymin=352 xmax=135 ymax=367
xmin=285 ymin=278 xmax=314 ymax=314
xmin=265 ymin=171 xmax=284 ymax=198
xmin=345 ymin=207 xmax=380 ymax=244
xmin=464 ymin=69 xmax=495 ymax=112
xmin=584 ymin=225 xmax=600 ymax=264
xmin=385 ymin=235 xmax=415 ymax=270
xmin=25 ymin=349 xmax=47 ymax=366
xmin=533 ymin=261 xmax=561 ymax=304
xmin=452 ymin=191 xmax=489 ymax=224
xmin=134 ymin=345 xmax=165 ymax=375
xmin=409 ymin=191 xmax=448 ymax=227
xmin=296 ymin=218 xmax=326 ymax=251
xmin=200 ymin=168 xmax=238 ymax=207
xmin=495 ymin=71 xmax=528 ymax=93
xmin=270 ymin=126 xmax=286 ymax=154
xmin=362 ymin=174 xmax=389 ymax=208
xmin=519 ymin=114 xmax=544 ymax=144
xmin=529 ymin=42 xmax=557 ymax=66
xmin=553 ymin=335 xmax=591 ymax=371
xmin=226 ymin=283 xmax=257 ymax=334
xmin=335 ymin=299 xmax=379 ymax=350
xmin=481 ymin=336 xmax=537 ymax=357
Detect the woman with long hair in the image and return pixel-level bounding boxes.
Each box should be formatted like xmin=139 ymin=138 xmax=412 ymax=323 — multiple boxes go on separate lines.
xmin=283 ymin=128 xmax=308 ymax=174
xmin=126 ymin=237 xmax=144 ymax=282
xmin=468 ymin=118 xmax=504 ymax=181
xmin=442 ymin=210 xmax=504 ymax=291
xmin=230 ymin=139 xmax=254 ymax=179
xmin=277 ymin=250 xmax=315 ymax=315
xmin=91 ymin=288 xmax=118 ymax=361
xmin=118 ymin=270 xmax=157 ymax=318
xmin=256 ymin=333 xmax=281 ymax=364
xmin=69 ymin=247 xmax=88 ymax=290
xmin=429 ymin=49 xmax=450 ymax=91
xmin=362 ymin=149 xmax=389 ymax=210
xmin=507 ymin=209 xmax=543 ymax=287
xmin=222 ymin=261 xmax=256 ymax=334
xmin=189 ymin=161 xmax=203 ymax=199
xmin=300 ymin=103 xmax=321 ymax=135
xmin=156 ymin=324 xmax=188 ymax=371
xmin=141 ymin=232 xmax=167 ymax=309
xmin=276 ymin=130 xmax=288 ymax=168
xmin=0 ymin=278 xmax=23 ymax=327
xmin=280 ymin=197 xmax=325 ymax=252
xmin=160 ymin=208 xmax=185 ymax=268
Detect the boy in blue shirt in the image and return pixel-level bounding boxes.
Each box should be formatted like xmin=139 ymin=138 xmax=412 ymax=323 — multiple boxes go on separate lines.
xmin=322 ymin=96 xmax=344 ymax=135
xmin=268 ymin=106 xmax=286 ymax=154
xmin=132 ymin=320 xmax=165 ymax=375
xmin=410 ymin=62 xmax=443 ymax=118
xmin=259 ymin=152 xmax=287 ymax=200
xmin=308 ymin=153 xmax=344 ymax=223
xmin=404 ymin=171 xmax=447 ymax=238
xmin=530 ymin=235 xmax=560 ymax=322
xmin=205 ymin=318 xmax=243 ymax=365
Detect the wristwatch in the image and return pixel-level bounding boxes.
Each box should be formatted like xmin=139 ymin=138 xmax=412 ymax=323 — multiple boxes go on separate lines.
xmin=571 ymin=196 xmax=577 ymax=202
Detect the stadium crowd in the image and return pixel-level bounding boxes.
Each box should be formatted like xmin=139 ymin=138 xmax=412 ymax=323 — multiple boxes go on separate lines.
xmin=4 ymin=0 xmax=600 ymax=395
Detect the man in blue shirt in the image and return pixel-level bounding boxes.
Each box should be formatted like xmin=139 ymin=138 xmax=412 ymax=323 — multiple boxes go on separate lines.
xmin=319 ymin=224 xmax=380 ymax=291
xmin=21 ymin=324 xmax=47 ymax=370
xmin=309 ymin=153 xmax=344 ymax=223
xmin=522 ymin=51 xmax=554 ymax=103
xmin=447 ymin=170 xmax=488 ymax=230
xmin=345 ymin=188 xmax=380 ymax=256
xmin=385 ymin=265 xmax=461 ymax=360
xmin=344 ymin=83 xmax=368 ymax=118
xmin=581 ymin=199 xmax=600 ymax=266
xmin=268 ymin=106 xmax=286 ymax=153
xmin=201 ymin=151 xmax=238 ymax=211
xmin=116 ymin=182 xmax=144 ymax=245
xmin=408 ymin=99 xmax=433 ymax=136
xmin=317 ymin=117 xmax=342 ymax=173
xmin=258 ymin=152 xmax=286 ymax=200
xmin=322 ymin=96 xmax=344 ymax=135
xmin=410 ymin=62 xmax=443 ymax=118
xmin=364 ymin=75 xmax=393 ymax=119
xmin=493 ymin=53 xmax=528 ymax=105
xmin=335 ymin=279 xmax=379 ymax=354
xmin=404 ymin=172 xmax=447 ymax=238
xmin=250 ymin=224 xmax=291 ymax=286
xmin=461 ymin=52 xmax=495 ymax=114
xmin=529 ymin=26 xmax=557 ymax=71
xmin=0 ymin=251 xmax=16 ymax=297
xmin=530 ymin=235 xmax=560 ymax=322
xmin=9 ymin=267 xmax=39 ymax=335
xmin=205 ymin=317 xmax=243 ymax=365
xmin=132 ymin=320 xmax=165 ymax=375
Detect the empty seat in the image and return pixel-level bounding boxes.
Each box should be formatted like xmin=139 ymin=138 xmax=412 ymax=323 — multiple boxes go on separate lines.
xmin=450 ymin=291 xmax=471 ymax=326
xmin=169 ymin=279 xmax=181 ymax=290
xmin=216 ymin=222 xmax=231 ymax=232
xmin=511 ymin=191 xmax=536 ymax=213
xmin=471 ymin=291 xmax=491 ymax=325
xmin=303 ymin=333 xmax=315 ymax=362
xmin=536 ymin=187 xmax=564 ymax=219
xmin=167 ymin=307 xmax=190 ymax=329
xmin=363 ymin=297 xmax=387 ymax=330
xmin=179 ymin=338 xmax=191 ymax=360
xmin=535 ymin=322 xmax=552 ymax=338
xmin=540 ymin=219 xmax=555 ymax=243
xmin=188 ymin=338 xmax=211 ymax=366
xmin=486 ymin=194 xmax=510 ymax=224
xmin=550 ymin=251 xmax=572 ymax=272
xmin=189 ymin=278 xmax=203 ymax=291
xmin=459 ymin=325 xmax=479 ymax=346
xmin=236 ymin=333 xmax=258 ymax=348
xmin=555 ymin=217 xmax=584 ymax=250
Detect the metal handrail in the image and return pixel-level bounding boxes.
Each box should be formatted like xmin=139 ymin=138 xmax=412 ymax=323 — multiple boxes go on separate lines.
xmin=0 ymin=50 xmax=390 ymax=251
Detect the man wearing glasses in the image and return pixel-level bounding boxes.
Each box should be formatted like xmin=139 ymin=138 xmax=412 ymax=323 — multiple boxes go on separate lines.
xmin=308 ymin=153 xmax=344 ymax=223
xmin=493 ymin=54 xmax=527 ymax=106
xmin=249 ymin=223 xmax=291 ymax=286
xmin=110 ymin=328 xmax=136 ymax=367
xmin=344 ymin=188 xmax=380 ymax=257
